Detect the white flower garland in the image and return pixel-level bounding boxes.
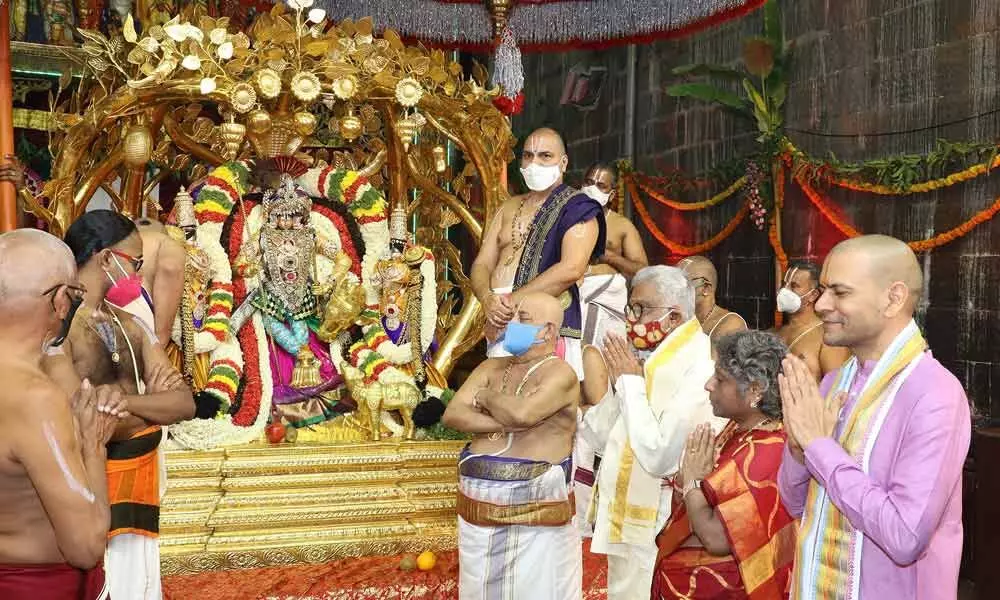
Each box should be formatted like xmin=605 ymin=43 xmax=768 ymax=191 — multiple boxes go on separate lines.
xmin=167 ymin=313 xmax=271 ymax=450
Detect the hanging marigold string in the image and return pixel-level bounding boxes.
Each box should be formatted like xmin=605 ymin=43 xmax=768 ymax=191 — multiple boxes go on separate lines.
xmin=629 ymin=173 xmax=746 ymax=211
xmin=627 ymin=176 xmax=749 ymax=256
xmin=794 ymin=172 xmax=1000 ymax=252
xmin=786 ymin=141 xmax=1000 ymax=195
xmin=770 ymin=161 xmax=788 ymax=327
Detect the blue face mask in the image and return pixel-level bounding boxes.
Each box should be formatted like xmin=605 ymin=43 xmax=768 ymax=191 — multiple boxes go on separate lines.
xmin=502 ymin=321 xmax=546 ymax=356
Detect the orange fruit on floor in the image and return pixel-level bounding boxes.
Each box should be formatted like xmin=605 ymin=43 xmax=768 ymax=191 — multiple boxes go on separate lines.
xmin=416 ymin=550 xmax=437 ymax=571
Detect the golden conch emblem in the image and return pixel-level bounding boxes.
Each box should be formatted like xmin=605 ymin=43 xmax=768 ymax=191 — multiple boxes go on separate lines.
xmin=218 ymin=122 xmax=246 ymax=161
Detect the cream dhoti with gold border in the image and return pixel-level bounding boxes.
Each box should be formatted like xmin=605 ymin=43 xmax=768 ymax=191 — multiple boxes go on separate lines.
xmin=457 ymin=449 xmax=582 ymax=600
xmin=582 ymin=318 xmax=725 ymax=599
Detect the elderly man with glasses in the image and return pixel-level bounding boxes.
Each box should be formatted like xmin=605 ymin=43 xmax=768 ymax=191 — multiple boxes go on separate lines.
xmin=581 ymin=265 xmax=727 ymax=600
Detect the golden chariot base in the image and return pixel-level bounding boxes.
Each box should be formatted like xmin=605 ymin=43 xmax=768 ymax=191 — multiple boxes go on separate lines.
xmin=160 ymin=440 xmax=464 ymax=576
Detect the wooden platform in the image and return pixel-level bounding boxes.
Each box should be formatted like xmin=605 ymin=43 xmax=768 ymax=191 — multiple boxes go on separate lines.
xmin=159 ymin=440 xmax=464 ymax=575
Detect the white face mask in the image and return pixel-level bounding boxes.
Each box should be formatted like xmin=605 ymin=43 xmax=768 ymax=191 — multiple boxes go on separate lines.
xmin=581 ymin=185 xmax=611 ymax=206
xmin=776 ymin=287 xmax=805 ymax=314
xmin=520 ymin=163 xmax=562 ymax=192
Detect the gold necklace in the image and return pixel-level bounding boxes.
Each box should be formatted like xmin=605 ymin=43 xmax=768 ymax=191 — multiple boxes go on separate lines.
xmin=503 ymin=196 xmax=541 ymax=266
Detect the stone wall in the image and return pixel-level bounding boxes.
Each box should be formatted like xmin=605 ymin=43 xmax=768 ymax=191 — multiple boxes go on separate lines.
xmin=512 ymin=0 xmax=1000 ymax=421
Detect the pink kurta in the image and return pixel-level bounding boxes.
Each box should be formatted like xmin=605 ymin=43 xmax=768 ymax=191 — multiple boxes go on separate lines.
xmin=779 ymin=352 xmax=970 ymax=599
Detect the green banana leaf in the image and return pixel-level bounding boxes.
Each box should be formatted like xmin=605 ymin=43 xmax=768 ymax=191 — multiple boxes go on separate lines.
xmin=764 ymin=0 xmax=783 ymax=53
xmin=670 ymin=63 xmax=746 ymax=80
xmin=667 ymin=82 xmax=751 ymax=113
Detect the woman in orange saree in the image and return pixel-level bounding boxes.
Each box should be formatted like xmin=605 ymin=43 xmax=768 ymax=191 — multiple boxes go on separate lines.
xmin=652 ymin=331 xmax=796 ymax=599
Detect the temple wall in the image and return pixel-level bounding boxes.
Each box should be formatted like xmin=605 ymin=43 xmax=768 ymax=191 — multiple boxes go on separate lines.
xmin=512 ymin=0 xmax=1000 ymax=423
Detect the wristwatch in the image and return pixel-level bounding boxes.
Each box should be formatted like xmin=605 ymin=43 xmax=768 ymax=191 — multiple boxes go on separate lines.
xmin=682 ymin=479 xmax=703 ymax=498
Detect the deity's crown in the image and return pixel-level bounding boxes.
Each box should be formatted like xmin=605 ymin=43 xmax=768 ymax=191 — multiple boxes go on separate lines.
xmin=262 ymin=173 xmax=312 ymax=218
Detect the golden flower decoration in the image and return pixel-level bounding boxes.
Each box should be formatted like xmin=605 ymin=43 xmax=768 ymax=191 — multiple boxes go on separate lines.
xmin=291 ymin=71 xmax=322 ymax=103
xmin=332 ymin=76 xmax=358 ymax=100
xmin=229 ymin=82 xmax=257 ymax=114
xmin=254 ymin=68 xmax=282 ymax=99
xmin=395 ymin=77 xmax=424 ymax=108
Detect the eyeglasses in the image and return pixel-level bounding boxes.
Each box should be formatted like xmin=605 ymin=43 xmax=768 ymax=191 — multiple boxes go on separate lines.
xmin=625 ymin=302 xmax=672 ymax=321
xmin=687 ymin=276 xmax=709 ymax=289
xmin=41 ymin=283 xmax=86 ymax=309
xmin=110 ymin=249 xmax=143 ymax=272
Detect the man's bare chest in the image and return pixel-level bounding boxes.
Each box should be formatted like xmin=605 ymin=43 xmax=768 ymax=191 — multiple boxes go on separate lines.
xmin=69 ymin=318 xmax=145 ymax=392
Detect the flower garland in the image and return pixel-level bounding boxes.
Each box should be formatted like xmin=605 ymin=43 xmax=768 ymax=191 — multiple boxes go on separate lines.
xmin=769 ymin=161 xmax=788 ymax=327
xmin=627 ymin=176 xmax=749 ymax=256
xmin=794 ymin=171 xmax=1000 ymax=253
xmin=297 ymin=167 xmax=390 ymax=307
xmin=631 ymin=173 xmax=746 ymax=211
xmin=786 ymin=141 xmax=1000 ymax=195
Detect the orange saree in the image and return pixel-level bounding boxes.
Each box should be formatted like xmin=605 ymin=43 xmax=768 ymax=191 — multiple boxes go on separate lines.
xmin=652 ymin=422 xmax=795 ymax=599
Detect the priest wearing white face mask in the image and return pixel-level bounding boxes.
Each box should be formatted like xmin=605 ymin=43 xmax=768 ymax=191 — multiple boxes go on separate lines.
xmin=774 ymin=261 xmax=850 ymax=380
xmin=580 ymin=265 xmax=725 ymax=600
xmin=470 ymin=127 xmax=606 ymax=381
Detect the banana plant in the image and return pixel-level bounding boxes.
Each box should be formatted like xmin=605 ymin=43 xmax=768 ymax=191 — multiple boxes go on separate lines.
xmin=666 ymin=0 xmax=790 ymax=145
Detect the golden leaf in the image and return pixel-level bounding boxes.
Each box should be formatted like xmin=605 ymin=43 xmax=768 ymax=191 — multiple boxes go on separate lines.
xmin=123 ymin=14 xmax=138 ymax=43
xmin=383 ymin=29 xmax=404 ymax=51
xmin=263 ymin=47 xmax=285 ymax=61
xmin=232 ymin=32 xmax=251 ymax=49
xmin=356 ymin=17 xmax=373 ymax=36
xmin=429 ymin=66 xmax=447 ymax=83
xmin=304 ymin=39 xmax=329 ymax=57
xmin=198 ymin=16 xmax=215 ymax=32
xmin=87 ymin=57 xmax=110 ymax=72
xmin=431 ymin=49 xmax=445 ymax=65
xmin=363 ymin=54 xmax=390 ymax=74
xmin=448 ymin=61 xmax=462 ymax=76
xmin=323 ymin=61 xmax=357 ymax=79
xmin=137 ymin=37 xmax=160 ymax=53
xmin=373 ymin=69 xmax=395 ymax=88
xmin=191 ymin=117 xmax=215 ymax=142
xmin=340 ymin=18 xmax=356 ymax=36
xmin=77 ymin=28 xmax=109 ymax=47
xmin=270 ymin=2 xmax=285 ymax=16
xmin=373 ymin=39 xmax=390 ymax=52
xmin=409 ymin=56 xmax=430 ymax=76
xmin=443 ymin=80 xmax=457 ymax=96
xmin=471 ymin=60 xmax=488 ymax=86
xmin=81 ymin=41 xmax=104 ymax=57
xmin=140 ymin=62 xmax=156 ymax=76
xmin=127 ymin=46 xmax=149 ymax=65
xmin=148 ymin=25 xmax=165 ymax=41
xmin=216 ymin=17 xmax=231 ymax=30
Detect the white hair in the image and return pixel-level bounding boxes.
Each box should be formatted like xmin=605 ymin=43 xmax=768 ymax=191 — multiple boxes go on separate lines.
xmin=0 ymin=229 xmax=75 ymax=305
xmin=632 ymin=265 xmax=696 ymax=320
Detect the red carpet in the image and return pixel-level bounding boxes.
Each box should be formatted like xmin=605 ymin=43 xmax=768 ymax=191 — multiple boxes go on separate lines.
xmin=164 ymin=540 xmax=608 ymax=599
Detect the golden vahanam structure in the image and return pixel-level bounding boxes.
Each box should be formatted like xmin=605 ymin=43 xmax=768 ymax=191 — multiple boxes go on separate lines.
xmin=23 ymin=7 xmax=516 ymax=570
xmin=31 ymin=6 xmax=514 ymax=379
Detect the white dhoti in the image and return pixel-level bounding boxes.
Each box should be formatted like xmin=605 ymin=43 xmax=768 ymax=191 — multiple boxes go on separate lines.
xmin=572 ymin=409 xmax=597 ymax=538
xmin=457 ymin=450 xmax=582 ymax=600
xmin=485 ymin=286 xmax=585 ymax=381
xmin=106 ymin=534 xmax=162 ymax=600
xmin=580 ymin=274 xmax=628 ymax=348
xmin=606 ymin=545 xmax=658 ymax=600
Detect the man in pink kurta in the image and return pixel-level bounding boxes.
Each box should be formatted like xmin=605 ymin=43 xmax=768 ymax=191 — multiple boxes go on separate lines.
xmin=778 ymin=235 xmax=970 ymax=600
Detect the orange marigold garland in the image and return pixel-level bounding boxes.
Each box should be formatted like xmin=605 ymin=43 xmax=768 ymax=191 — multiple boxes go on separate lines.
xmin=627 ymin=176 xmax=749 ymax=257
xmin=631 ymin=173 xmax=746 ymax=211
xmin=794 ymin=171 xmax=1000 ymax=252
xmin=770 ymin=161 xmax=788 ymax=327
xmin=786 ymin=141 xmax=1000 ymax=195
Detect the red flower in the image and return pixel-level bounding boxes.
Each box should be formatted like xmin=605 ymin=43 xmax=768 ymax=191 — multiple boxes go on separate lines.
xmin=492 ymin=92 xmax=525 ymax=116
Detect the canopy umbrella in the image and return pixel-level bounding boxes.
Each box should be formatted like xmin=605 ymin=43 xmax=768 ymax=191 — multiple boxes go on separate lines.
xmin=318 ymin=0 xmax=766 ymax=113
